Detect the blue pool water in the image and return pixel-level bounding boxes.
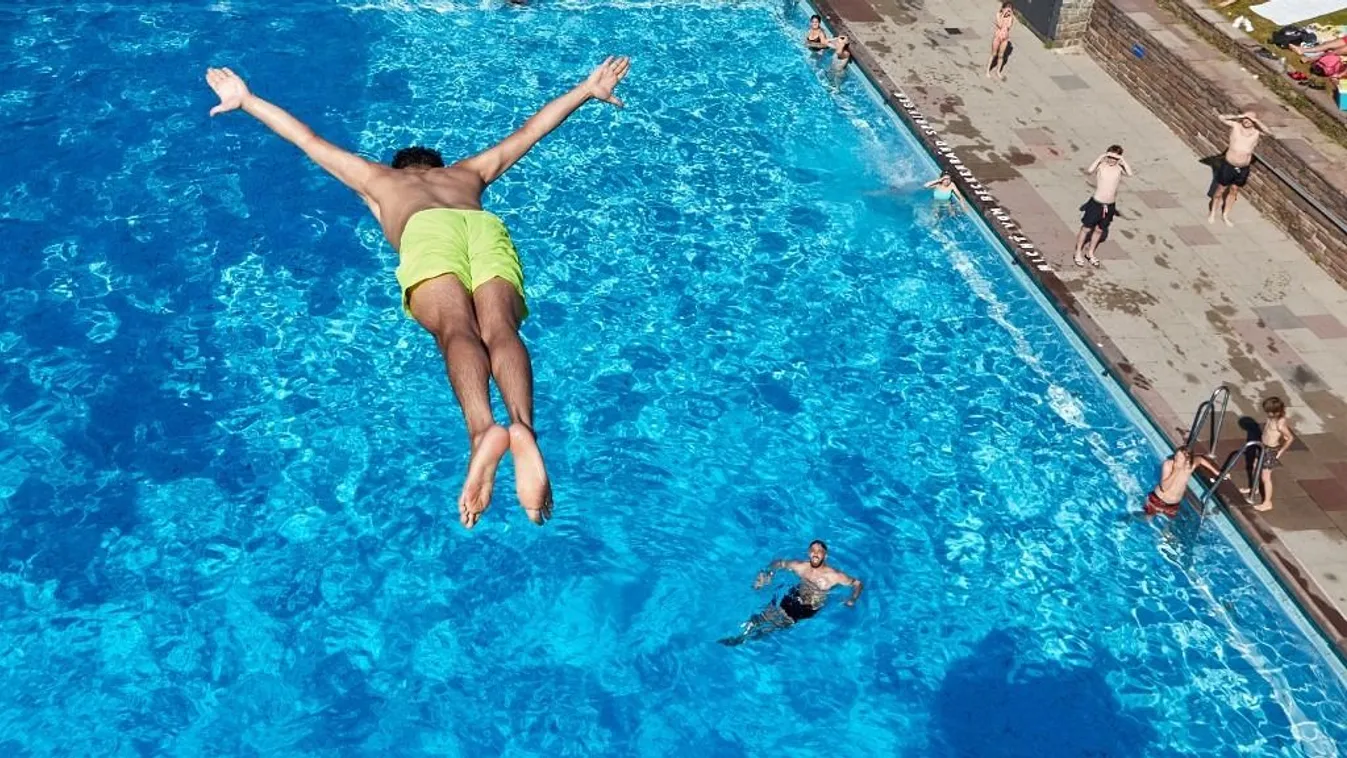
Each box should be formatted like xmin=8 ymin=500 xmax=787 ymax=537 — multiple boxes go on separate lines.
xmin=2 ymin=1 xmax=1346 ymax=755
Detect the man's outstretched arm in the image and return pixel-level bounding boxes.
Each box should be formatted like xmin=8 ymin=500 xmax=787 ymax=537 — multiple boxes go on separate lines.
xmin=205 ymin=67 xmax=378 ymax=200
xmin=754 ymin=559 xmax=802 ymax=589
xmin=842 ymin=574 xmax=863 ymax=607
xmin=461 ymin=56 xmax=630 ymax=186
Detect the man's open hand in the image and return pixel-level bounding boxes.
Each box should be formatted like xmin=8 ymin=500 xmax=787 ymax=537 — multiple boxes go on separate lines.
xmin=584 ymin=56 xmax=631 ymax=108
xmin=205 ymin=67 xmax=251 ymax=117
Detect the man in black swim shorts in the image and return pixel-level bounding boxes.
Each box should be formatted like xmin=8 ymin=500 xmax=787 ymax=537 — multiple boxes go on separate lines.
xmin=1209 ymin=111 xmax=1270 ymax=226
xmin=1074 ymin=145 xmax=1132 ymax=268
xmin=720 ymin=540 xmax=863 ymax=646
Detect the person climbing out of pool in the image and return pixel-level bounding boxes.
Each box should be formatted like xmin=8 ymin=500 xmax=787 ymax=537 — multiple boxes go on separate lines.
xmin=203 ymin=57 xmax=632 ymax=529
xmin=1209 ymin=110 xmax=1270 ymax=226
xmin=805 ymin=14 xmax=832 ymax=50
xmin=1074 ymin=145 xmax=1132 ymax=268
xmin=720 ymin=540 xmax=862 ymax=646
xmin=1142 ymin=445 xmax=1220 ymax=519
xmin=924 ymin=172 xmax=967 ymax=218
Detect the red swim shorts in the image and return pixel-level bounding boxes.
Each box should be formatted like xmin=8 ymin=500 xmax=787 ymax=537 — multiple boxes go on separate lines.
xmin=1145 ymin=492 xmax=1180 ymax=518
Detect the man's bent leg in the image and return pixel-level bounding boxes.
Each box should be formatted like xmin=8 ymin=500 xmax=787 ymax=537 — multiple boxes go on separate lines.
xmin=1222 ymin=184 xmax=1241 ymax=225
xmin=1208 ymin=185 xmax=1229 ymax=223
xmin=409 ymin=275 xmax=509 ymax=529
xmin=473 ymin=278 xmax=553 ymax=525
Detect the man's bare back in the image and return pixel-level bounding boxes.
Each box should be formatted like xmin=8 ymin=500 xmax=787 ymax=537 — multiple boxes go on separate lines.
xmin=362 ymin=166 xmax=488 ymax=250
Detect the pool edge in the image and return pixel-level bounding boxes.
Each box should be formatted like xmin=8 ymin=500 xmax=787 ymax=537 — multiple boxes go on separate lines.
xmin=808 ymin=0 xmax=1347 ymax=665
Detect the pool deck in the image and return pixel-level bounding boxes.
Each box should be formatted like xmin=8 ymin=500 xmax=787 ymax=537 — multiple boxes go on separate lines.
xmin=811 ymin=0 xmax=1347 ymax=656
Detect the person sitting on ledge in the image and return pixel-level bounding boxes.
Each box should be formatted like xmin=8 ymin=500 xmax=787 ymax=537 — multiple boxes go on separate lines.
xmin=1293 ymin=35 xmax=1346 ymax=60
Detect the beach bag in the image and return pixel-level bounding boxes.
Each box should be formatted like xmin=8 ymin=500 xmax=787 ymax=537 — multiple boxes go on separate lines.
xmin=1311 ymin=52 xmax=1345 ymax=78
xmin=1270 ymin=25 xmax=1308 ymax=47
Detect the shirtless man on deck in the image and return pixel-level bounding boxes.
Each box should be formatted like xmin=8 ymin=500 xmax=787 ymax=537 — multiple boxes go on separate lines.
xmin=1074 ymin=145 xmax=1133 ymax=268
xmin=1143 ymin=446 xmax=1220 ymax=519
xmin=720 ymin=540 xmax=863 ymax=646
xmin=204 ymin=58 xmax=631 ymax=529
xmin=1209 ymin=111 xmax=1271 ymax=226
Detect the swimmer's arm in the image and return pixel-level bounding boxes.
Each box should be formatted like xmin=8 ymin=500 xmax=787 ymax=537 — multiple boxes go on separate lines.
xmin=754 ymin=559 xmax=802 ymax=588
xmin=923 ymin=178 xmax=940 ymax=188
xmin=1085 ymin=155 xmax=1105 ymax=174
xmin=462 ymin=56 xmax=631 ymax=185
xmin=1194 ymin=456 xmax=1220 ymax=477
xmin=245 ymin=97 xmax=379 ymax=197
xmin=205 ymin=67 xmax=378 ymax=198
xmin=1160 ymin=457 xmax=1175 ymax=480
xmin=841 ymin=574 xmax=863 ymax=607
xmin=1118 ymin=157 xmax=1135 ymax=176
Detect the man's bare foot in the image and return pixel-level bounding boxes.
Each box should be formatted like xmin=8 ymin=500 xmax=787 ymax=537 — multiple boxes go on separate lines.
xmin=1254 ymin=502 xmax=1273 ymax=512
xmin=458 ymin=425 xmax=510 ymax=529
xmin=1207 ymin=212 xmax=1217 ymax=224
xmin=1222 ymin=213 xmax=1233 ymax=227
xmin=509 ymin=424 xmax=553 ymax=525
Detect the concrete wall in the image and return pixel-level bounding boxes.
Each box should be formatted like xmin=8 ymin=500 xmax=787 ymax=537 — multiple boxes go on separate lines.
xmin=1055 ymin=0 xmax=1097 ymax=45
xmin=1085 ymin=0 xmax=1347 ymax=286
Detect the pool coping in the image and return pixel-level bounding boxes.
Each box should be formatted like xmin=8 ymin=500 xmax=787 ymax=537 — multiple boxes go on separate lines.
xmin=808 ymin=0 xmax=1347 ymax=664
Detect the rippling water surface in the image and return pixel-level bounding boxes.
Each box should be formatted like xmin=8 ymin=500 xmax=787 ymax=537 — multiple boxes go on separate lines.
xmin=1 ymin=1 xmax=1345 ymax=756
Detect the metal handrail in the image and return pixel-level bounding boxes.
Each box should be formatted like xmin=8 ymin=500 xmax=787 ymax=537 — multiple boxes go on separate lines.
xmin=1184 ymin=386 xmax=1231 ymax=456
xmin=1198 ymin=440 xmax=1266 ymax=520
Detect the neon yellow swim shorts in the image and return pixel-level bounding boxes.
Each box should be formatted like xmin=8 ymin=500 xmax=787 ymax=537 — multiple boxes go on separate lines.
xmin=395 ymin=208 xmax=527 ymax=319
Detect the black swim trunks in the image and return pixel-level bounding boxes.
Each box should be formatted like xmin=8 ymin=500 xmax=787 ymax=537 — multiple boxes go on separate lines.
xmin=1216 ymin=158 xmax=1251 ymax=187
xmin=1260 ymin=446 xmax=1282 ymax=471
xmin=780 ymin=589 xmax=820 ymax=622
xmin=1079 ymin=197 xmax=1116 ymax=230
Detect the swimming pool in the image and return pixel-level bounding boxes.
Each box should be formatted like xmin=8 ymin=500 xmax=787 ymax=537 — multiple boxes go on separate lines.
xmin=2 ymin=0 xmax=1346 ymax=755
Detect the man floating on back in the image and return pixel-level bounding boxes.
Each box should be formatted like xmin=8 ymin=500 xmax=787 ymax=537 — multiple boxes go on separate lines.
xmin=205 ymin=57 xmax=631 ymax=528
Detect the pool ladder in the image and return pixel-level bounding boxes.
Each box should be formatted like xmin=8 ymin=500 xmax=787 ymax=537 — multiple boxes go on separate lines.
xmin=1184 ymin=386 xmax=1267 ymax=521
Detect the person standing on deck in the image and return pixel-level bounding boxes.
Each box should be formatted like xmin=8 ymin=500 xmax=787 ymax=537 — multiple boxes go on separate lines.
xmin=1074 ymin=145 xmax=1133 ymax=268
xmin=1208 ymin=111 xmax=1271 ymax=226
xmin=987 ymin=1 xmax=1015 ymax=81
xmin=203 ymin=57 xmax=631 ymax=529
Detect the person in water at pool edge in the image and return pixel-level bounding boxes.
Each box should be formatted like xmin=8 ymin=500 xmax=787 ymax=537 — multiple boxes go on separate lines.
xmin=924 ymin=172 xmax=967 ymax=218
xmin=720 ymin=540 xmax=862 ymax=646
xmin=1143 ymin=445 xmax=1219 ymax=519
xmin=204 ymin=57 xmax=632 ymax=529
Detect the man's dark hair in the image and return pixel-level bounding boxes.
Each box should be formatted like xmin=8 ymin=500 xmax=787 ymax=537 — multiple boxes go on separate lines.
xmin=809 ymin=540 xmax=828 ymax=552
xmin=811 ymin=14 xmax=822 ymax=21
xmin=391 ymin=146 xmax=444 ymax=169
xmin=1107 ymin=144 xmax=1123 ymax=155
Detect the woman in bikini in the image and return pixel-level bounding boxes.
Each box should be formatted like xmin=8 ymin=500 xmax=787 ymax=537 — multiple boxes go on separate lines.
xmin=987 ymin=1 xmax=1015 ymax=81
xmin=805 ymin=14 xmax=832 ymax=51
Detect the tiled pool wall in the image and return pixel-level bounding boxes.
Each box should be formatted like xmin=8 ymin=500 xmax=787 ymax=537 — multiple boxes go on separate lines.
xmin=802 ymin=0 xmax=1347 ymax=667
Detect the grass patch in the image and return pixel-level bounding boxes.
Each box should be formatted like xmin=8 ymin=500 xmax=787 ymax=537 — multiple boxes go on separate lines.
xmin=1155 ymin=0 xmax=1347 ymax=147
